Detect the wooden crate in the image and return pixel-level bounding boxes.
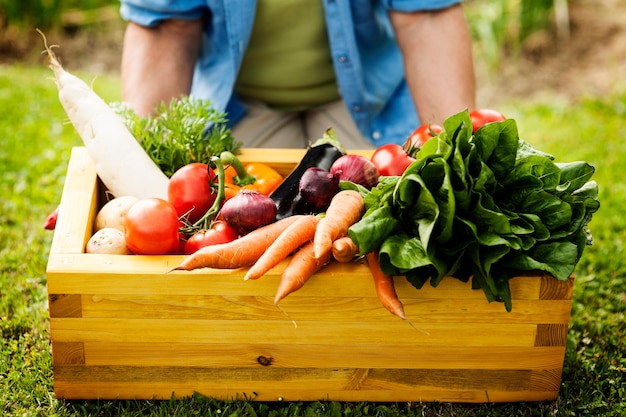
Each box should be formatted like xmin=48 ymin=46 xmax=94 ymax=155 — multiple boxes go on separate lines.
xmin=46 ymin=146 xmax=574 ymax=402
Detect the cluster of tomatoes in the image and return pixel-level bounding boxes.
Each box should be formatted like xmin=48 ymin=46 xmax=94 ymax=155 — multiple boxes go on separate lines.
xmin=123 ymin=163 xmax=235 ymax=256
xmin=370 ymin=108 xmax=505 ymax=176
xmin=124 ymin=158 xmax=283 ymax=256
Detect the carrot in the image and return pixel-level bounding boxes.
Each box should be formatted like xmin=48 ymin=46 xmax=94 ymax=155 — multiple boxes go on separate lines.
xmin=274 ymin=241 xmax=331 ymax=305
xmin=39 ymin=30 xmax=169 ymax=200
xmin=331 ymin=236 xmax=360 ymax=263
xmin=244 ymin=215 xmax=320 ymax=281
xmin=171 ymin=215 xmax=304 ymax=271
xmin=313 ymin=190 xmax=365 ymax=259
xmin=366 ymin=251 xmax=406 ymax=320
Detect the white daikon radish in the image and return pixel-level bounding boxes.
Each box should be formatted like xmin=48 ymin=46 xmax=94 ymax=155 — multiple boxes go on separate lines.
xmin=39 ymin=31 xmax=169 ymax=200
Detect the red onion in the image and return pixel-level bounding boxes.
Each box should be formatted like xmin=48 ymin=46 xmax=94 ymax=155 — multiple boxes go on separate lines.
xmin=296 ymin=167 xmax=340 ymax=213
xmin=330 ymin=154 xmax=379 ymax=189
xmin=220 ymin=189 xmax=277 ymax=235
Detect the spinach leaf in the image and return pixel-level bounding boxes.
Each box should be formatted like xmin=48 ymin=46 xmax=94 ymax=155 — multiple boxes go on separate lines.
xmin=349 ymin=109 xmax=600 ymax=310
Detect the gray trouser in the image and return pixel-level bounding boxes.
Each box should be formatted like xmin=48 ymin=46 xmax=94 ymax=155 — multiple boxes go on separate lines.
xmin=231 ymin=99 xmax=375 ymax=150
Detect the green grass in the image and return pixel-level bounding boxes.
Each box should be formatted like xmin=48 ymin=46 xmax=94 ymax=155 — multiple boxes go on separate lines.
xmin=1 ymin=64 xmax=625 ymax=416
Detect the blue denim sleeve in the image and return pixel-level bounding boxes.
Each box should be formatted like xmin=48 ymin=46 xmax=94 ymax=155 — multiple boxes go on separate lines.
xmin=380 ymin=0 xmax=462 ymax=11
xmin=120 ymin=0 xmax=207 ymax=26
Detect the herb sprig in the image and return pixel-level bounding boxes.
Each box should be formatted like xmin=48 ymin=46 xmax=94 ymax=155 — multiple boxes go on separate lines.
xmin=112 ymin=96 xmax=242 ymax=177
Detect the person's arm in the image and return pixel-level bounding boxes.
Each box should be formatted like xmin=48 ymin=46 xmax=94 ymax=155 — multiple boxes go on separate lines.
xmin=121 ymin=18 xmax=203 ymax=116
xmin=389 ymin=4 xmax=476 ymax=125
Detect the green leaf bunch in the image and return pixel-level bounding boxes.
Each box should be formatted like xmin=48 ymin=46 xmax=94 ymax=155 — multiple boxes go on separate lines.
xmin=111 ymin=96 xmax=242 ymax=177
xmin=347 ymin=110 xmax=600 ymax=311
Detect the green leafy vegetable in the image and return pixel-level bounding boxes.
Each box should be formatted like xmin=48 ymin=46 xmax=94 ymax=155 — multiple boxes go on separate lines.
xmin=347 ymin=110 xmax=600 ymax=311
xmin=111 ymin=96 xmax=241 ymax=177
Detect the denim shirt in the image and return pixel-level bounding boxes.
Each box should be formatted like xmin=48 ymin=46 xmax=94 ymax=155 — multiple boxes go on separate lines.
xmin=120 ymin=0 xmax=460 ymax=146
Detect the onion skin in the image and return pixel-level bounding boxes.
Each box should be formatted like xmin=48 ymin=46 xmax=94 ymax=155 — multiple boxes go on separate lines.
xmin=330 ymin=154 xmax=379 ymax=189
xmin=220 ymin=189 xmax=277 ymax=235
xmin=296 ymin=167 xmax=340 ymax=213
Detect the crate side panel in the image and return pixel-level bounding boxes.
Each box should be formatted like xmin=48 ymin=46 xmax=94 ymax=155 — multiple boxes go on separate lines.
xmin=47 ymin=147 xmax=573 ymax=403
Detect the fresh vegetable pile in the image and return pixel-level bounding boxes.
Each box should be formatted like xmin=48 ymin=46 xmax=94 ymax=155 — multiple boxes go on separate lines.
xmin=348 ymin=110 xmax=599 ymax=310
xmin=43 ymin=38 xmax=599 ymax=316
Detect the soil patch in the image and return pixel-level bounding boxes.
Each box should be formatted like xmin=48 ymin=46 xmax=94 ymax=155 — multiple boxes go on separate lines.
xmin=477 ymin=0 xmax=626 ymax=106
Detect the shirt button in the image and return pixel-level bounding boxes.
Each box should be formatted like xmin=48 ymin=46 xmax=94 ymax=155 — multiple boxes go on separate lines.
xmin=338 ymin=55 xmax=348 ymax=63
xmin=353 ymin=105 xmax=362 ymax=112
xmin=372 ymin=131 xmax=381 ymax=140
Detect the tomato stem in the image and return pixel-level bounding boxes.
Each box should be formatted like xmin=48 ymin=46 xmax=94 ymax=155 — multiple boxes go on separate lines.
xmin=181 ymin=156 xmax=227 ymax=234
xmin=220 ymin=151 xmax=257 ymax=187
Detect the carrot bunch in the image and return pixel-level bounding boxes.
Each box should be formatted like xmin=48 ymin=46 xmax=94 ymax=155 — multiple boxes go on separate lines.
xmin=171 ymin=215 xmax=306 ymax=271
xmin=172 ymin=190 xmax=364 ymax=294
xmin=171 ymin=189 xmax=412 ymax=323
xmin=273 ymin=190 xmax=365 ymax=305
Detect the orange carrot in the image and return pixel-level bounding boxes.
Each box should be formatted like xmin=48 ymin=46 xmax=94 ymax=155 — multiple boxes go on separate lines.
xmin=313 ymin=190 xmax=364 ymax=259
xmin=170 ymin=215 xmax=304 ymax=271
xmin=366 ymin=251 xmax=406 ymax=320
xmin=244 ymin=215 xmax=320 ymax=281
xmin=331 ymin=236 xmax=360 ymax=263
xmin=274 ymin=241 xmax=331 ymax=305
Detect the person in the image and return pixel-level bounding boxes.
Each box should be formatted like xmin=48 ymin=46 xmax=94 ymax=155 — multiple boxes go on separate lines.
xmin=119 ymin=1 xmax=476 ymax=149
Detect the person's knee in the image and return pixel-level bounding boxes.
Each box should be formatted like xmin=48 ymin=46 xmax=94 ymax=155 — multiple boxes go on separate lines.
xmin=231 ymin=105 xmax=308 ymax=148
xmin=305 ymin=101 xmax=374 ymax=149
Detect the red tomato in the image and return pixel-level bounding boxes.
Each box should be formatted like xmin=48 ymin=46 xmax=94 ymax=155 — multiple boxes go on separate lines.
xmin=124 ymin=198 xmax=181 ymax=255
xmin=168 ymin=163 xmax=217 ymax=224
xmin=370 ymin=144 xmax=415 ymax=176
xmin=406 ymin=123 xmax=443 ymax=149
xmin=184 ymin=221 xmax=239 ymax=254
xmin=469 ymin=109 xmax=506 ymax=133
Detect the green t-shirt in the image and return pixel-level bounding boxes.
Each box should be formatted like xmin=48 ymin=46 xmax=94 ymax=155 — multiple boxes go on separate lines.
xmin=234 ymin=0 xmax=340 ymax=110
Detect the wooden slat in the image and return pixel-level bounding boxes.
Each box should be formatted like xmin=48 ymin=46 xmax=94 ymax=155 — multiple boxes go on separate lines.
xmin=49 ymin=317 xmax=538 ymax=347
xmin=540 ymin=275 xmax=575 ymax=300
xmin=52 ymin=366 xmax=531 ymax=390
xmin=54 ymin=383 xmax=560 ymax=402
xmin=529 ymin=368 xmax=563 ymax=392
xmin=48 ymin=294 xmax=82 ymax=318
xmin=48 ymin=147 xmax=98 ymax=255
xmin=78 ymin=342 xmax=566 ymax=370
xmin=535 ymin=323 xmax=569 ymax=346
xmin=52 ymin=366 xmax=562 ymax=402
xmin=51 ymin=342 xmax=85 ymax=365
xmin=47 ymin=254 xmax=562 ymax=300
xmin=74 ymin=293 xmax=573 ymax=324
